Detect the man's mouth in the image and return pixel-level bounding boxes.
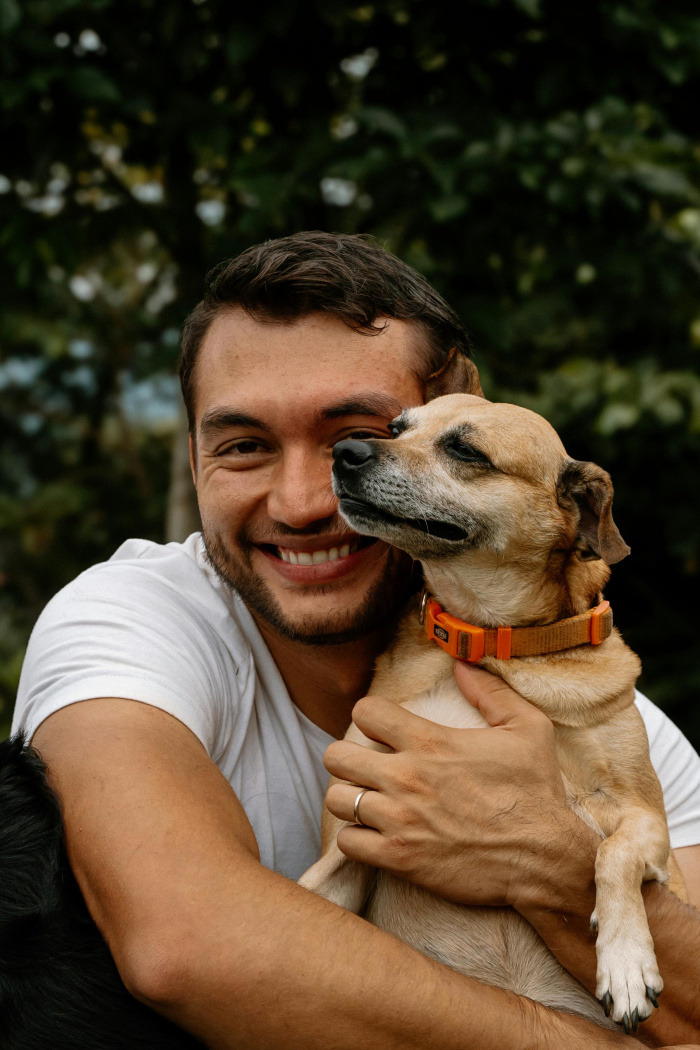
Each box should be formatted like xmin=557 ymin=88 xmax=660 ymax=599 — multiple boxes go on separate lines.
xmin=261 ymin=537 xmax=375 ymax=565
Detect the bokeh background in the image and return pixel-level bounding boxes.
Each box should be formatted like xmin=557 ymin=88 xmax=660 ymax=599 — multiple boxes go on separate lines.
xmin=1 ymin=0 xmax=699 ymax=745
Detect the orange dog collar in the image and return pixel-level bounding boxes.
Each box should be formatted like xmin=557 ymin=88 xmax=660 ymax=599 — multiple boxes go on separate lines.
xmin=419 ymin=591 xmax=613 ymax=662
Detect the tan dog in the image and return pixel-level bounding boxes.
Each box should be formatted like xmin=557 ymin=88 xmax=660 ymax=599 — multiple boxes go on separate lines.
xmin=299 ymin=393 xmax=687 ymax=1033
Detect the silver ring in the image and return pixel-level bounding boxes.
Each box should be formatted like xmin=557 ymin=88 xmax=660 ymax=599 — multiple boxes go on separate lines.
xmin=353 ymin=787 xmax=370 ymax=826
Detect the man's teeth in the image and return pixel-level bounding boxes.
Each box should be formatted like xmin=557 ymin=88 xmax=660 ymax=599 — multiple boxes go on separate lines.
xmin=277 ymin=542 xmax=358 ymax=564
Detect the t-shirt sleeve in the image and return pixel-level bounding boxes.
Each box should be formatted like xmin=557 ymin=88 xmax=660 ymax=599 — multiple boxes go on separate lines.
xmin=636 ymin=691 xmax=700 ymax=849
xmin=12 ymin=559 xmax=233 ymax=755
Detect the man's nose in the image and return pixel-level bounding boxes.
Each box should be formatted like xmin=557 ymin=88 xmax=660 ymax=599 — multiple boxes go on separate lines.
xmin=267 ymin=451 xmax=337 ymax=528
xmin=332 ymin=440 xmax=378 ymax=470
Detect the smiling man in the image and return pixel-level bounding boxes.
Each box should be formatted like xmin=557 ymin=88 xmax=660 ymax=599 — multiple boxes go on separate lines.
xmin=189 ymin=304 xmax=427 ymax=746
xmin=12 ymin=232 xmax=700 ymax=1048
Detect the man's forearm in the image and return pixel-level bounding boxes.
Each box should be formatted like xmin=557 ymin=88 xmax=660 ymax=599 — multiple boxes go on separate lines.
xmin=142 ymin=859 xmax=644 ymax=1050
xmin=516 ymin=838 xmax=700 ymax=1047
xmin=35 ymin=700 xmax=645 ymax=1050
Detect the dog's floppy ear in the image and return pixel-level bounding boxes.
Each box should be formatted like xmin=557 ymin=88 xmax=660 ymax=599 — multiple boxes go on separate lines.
xmin=557 ymin=459 xmax=630 ymax=565
xmin=425 ymin=348 xmax=484 ymax=400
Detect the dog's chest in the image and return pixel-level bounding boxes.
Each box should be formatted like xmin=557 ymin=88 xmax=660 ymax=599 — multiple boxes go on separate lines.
xmin=400 ymin=675 xmax=489 ymax=729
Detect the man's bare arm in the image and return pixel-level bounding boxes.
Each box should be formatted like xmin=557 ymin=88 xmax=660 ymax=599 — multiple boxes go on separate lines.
xmin=516 ymin=842 xmax=700 ymax=1048
xmin=34 ymin=698 xmax=643 ymax=1050
xmin=674 ymin=844 xmax=700 ymax=906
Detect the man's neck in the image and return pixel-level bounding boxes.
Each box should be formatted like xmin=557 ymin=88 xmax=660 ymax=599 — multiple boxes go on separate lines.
xmin=254 ymin=617 xmax=391 ymax=738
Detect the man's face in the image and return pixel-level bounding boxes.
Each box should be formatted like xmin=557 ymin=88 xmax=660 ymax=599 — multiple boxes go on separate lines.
xmin=191 ymin=308 xmax=425 ymax=645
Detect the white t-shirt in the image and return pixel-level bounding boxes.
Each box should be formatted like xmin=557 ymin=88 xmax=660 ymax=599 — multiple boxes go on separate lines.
xmin=12 ymin=534 xmax=700 ymax=879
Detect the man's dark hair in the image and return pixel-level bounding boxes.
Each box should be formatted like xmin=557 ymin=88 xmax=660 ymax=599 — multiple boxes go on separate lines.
xmin=179 ymin=231 xmax=481 ymax=432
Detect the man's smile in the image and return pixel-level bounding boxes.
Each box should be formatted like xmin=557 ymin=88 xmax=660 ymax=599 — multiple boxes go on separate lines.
xmin=256 ymin=535 xmax=382 ymax=585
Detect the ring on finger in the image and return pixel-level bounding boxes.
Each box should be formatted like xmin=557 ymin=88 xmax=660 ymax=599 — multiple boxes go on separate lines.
xmin=353 ymin=787 xmax=371 ymax=826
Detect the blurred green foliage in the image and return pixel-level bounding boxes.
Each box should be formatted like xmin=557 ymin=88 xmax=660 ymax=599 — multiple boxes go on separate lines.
xmin=1 ymin=0 xmax=699 ymax=743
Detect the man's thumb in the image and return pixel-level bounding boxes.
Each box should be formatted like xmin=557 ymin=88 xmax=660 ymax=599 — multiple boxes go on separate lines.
xmin=453 ymin=661 xmax=539 ymax=729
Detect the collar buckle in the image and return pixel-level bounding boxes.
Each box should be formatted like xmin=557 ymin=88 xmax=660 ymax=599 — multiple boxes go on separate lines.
xmin=424 ymin=597 xmax=485 ymax=662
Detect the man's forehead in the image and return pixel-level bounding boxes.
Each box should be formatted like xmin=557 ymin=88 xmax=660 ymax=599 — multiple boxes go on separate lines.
xmin=200 ymin=307 xmax=421 ymax=365
xmin=192 ymin=308 xmax=426 ymax=423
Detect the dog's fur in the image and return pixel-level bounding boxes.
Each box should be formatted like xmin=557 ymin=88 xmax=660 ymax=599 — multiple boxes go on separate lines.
xmin=0 ymin=734 xmax=202 ymax=1050
xmin=300 ymin=393 xmax=688 ymax=1032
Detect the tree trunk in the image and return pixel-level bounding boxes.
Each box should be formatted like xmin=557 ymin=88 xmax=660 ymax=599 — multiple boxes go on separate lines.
xmin=166 ymin=398 xmax=201 ymax=542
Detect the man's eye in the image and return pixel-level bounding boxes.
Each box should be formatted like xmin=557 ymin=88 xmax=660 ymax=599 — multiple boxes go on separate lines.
xmin=218 ymin=440 xmax=266 ymax=456
xmin=348 ymin=430 xmax=378 ymax=440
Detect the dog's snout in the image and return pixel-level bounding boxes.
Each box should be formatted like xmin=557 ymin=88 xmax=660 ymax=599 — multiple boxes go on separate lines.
xmin=333 ymin=440 xmax=377 ymax=470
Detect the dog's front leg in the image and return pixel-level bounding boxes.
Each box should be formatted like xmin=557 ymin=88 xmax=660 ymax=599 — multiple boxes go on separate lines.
xmin=299 ymin=723 xmax=387 ymax=914
xmin=298 ymin=794 xmax=376 ymax=913
xmin=591 ymin=807 xmax=670 ymax=1032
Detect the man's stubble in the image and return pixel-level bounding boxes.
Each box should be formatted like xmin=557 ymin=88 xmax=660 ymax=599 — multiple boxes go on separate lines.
xmin=202 ymin=524 xmax=414 ymax=646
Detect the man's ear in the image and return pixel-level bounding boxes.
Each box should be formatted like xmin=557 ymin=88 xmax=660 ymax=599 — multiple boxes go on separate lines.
xmin=425 ymin=348 xmax=484 ymax=400
xmin=557 ymin=459 xmax=630 ymax=565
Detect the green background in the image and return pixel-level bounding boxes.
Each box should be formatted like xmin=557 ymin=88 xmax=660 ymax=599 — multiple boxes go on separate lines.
xmin=1 ymin=0 xmax=699 ymax=745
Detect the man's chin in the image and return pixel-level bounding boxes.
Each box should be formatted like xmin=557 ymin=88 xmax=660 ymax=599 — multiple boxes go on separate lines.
xmin=202 ymin=529 xmax=411 ymax=646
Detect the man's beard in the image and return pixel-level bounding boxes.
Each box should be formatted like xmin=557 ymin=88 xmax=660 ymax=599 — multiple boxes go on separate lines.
xmin=202 ymin=522 xmax=414 ymax=646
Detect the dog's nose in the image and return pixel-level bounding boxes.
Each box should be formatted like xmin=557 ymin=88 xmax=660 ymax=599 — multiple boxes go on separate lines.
xmin=333 ymin=440 xmax=377 ymax=469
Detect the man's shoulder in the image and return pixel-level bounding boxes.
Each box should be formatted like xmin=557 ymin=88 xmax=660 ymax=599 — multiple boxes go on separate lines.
xmin=31 ymin=531 xmax=251 ymax=654
xmin=52 ymin=532 xmax=215 ymax=608
xmin=77 ymin=532 xmax=204 ymax=586
xmin=13 ymin=534 xmax=258 ymax=745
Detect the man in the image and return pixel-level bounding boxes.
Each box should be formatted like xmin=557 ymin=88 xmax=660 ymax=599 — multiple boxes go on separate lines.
xmin=12 ymin=232 xmax=700 ymax=1049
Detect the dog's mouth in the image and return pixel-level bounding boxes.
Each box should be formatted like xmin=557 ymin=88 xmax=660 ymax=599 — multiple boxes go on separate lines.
xmin=338 ymin=496 xmax=470 ymax=543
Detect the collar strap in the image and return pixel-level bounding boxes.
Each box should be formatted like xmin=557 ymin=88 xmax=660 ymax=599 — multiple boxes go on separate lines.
xmin=419 ymin=591 xmax=613 ymax=662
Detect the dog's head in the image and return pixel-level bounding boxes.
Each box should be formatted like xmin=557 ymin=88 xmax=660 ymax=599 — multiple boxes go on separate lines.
xmin=332 ymin=394 xmax=628 ymax=609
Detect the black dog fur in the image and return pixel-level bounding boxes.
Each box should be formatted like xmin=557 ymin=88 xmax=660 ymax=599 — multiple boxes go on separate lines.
xmin=0 ymin=734 xmax=203 ymax=1049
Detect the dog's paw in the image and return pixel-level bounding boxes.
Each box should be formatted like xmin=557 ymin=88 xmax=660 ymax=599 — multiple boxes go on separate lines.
xmin=595 ymin=936 xmax=662 ymax=1031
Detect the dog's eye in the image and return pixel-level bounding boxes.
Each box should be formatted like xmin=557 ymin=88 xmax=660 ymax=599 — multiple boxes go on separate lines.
xmin=444 ymin=437 xmax=491 ymax=465
xmin=388 ymin=423 xmax=401 ymax=438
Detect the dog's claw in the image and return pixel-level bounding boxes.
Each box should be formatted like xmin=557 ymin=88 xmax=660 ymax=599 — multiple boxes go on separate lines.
xmin=599 ymin=991 xmax=613 ymax=1017
xmin=645 ymin=985 xmax=660 ymax=1009
xmin=621 ymin=1012 xmax=630 ymax=1035
xmin=630 ymin=1008 xmax=639 ymax=1032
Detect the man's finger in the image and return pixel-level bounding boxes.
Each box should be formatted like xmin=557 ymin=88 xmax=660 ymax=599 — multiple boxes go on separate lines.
xmin=336 ymin=822 xmax=388 ymax=867
xmin=323 ymin=739 xmax=391 ymax=788
xmin=453 ymin=661 xmax=545 ymax=730
xmin=325 ymin=782 xmax=387 ymax=831
xmin=352 ymin=695 xmax=445 ymax=751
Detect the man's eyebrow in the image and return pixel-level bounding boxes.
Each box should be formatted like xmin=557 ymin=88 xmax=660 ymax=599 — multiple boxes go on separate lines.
xmin=199 ymin=394 xmax=405 ymax=438
xmin=199 ymin=410 xmax=271 ymax=438
xmin=319 ymin=394 xmax=405 ymax=423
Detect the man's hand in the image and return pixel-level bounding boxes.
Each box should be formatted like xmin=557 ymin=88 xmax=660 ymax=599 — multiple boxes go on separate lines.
xmin=324 ymin=662 xmax=599 ymax=909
